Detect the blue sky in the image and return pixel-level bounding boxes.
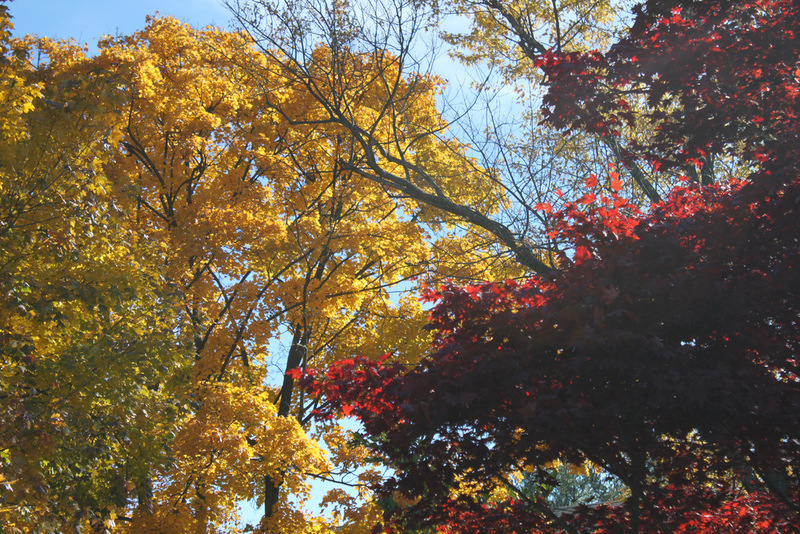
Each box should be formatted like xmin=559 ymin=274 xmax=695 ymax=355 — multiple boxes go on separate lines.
xmin=10 ymin=0 xmax=232 ymax=46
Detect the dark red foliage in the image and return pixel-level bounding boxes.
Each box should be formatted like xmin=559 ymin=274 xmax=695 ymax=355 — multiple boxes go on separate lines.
xmin=539 ymin=0 xmax=800 ymax=181
xmin=307 ymin=175 xmax=800 ymax=532
xmin=300 ymin=1 xmax=800 ymax=532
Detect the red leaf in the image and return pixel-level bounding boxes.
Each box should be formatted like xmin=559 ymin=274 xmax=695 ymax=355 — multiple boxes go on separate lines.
xmin=286 ymin=368 xmax=303 ymax=379
xmin=610 ymin=175 xmax=624 ymax=192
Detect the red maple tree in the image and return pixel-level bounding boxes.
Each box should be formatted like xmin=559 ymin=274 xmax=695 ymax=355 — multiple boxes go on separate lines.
xmin=300 ymin=1 xmax=800 ymax=531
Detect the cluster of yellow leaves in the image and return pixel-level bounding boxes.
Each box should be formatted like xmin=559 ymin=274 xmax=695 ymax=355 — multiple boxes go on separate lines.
xmin=0 ymin=26 xmax=38 ymax=145
xmin=310 ymin=423 xmax=385 ymax=534
xmin=0 ymin=8 xmax=194 ymax=532
xmin=125 ymin=377 xmax=330 ymax=534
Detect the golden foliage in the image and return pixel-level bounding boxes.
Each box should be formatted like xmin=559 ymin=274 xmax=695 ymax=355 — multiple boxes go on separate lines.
xmin=0 ymin=10 xmax=193 ymax=531
xmin=1 ymin=7 xmax=517 ymax=532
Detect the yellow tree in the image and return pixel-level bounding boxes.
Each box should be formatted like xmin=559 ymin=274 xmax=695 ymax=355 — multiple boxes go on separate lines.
xmin=0 ymin=6 xmax=193 ymax=532
xmin=5 ymin=2 xmax=519 ymax=529
xmin=71 ymin=15 xmax=501 ymax=533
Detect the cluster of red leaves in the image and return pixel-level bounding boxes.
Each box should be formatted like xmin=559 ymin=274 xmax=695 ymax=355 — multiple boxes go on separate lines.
xmin=299 ymin=1 xmax=800 ymax=532
xmin=538 ymin=0 xmax=800 ymax=177
xmin=293 ymin=355 xmax=404 ymax=423
xmin=305 ymin=171 xmax=800 ymax=532
xmin=546 ymin=171 xmax=642 ymax=264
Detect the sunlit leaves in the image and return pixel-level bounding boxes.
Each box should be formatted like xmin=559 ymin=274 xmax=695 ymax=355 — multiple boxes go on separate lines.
xmin=0 ymin=13 xmax=193 ymax=531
